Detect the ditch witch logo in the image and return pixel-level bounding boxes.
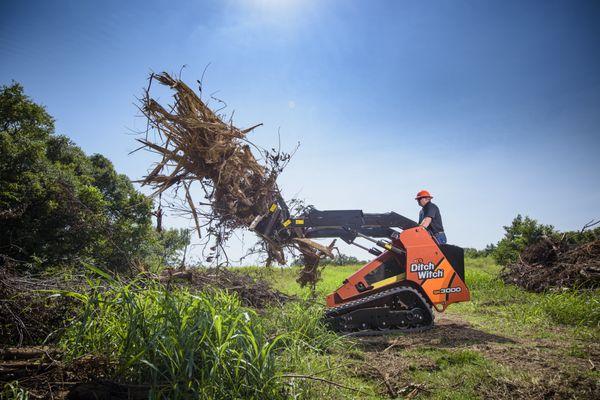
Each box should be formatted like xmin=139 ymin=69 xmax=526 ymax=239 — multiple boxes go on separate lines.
xmin=410 ymin=260 xmax=444 ymax=280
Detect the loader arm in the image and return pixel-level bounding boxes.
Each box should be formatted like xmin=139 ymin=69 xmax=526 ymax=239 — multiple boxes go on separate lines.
xmin=252 ymin=205 xmax=419 ymax=251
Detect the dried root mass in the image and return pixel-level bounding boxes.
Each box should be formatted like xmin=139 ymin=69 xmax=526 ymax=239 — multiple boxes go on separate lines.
xmin=137 ymin=72 xmax=305 ymax=268
xmin=501 ymin=237 xmax=600 ymax=292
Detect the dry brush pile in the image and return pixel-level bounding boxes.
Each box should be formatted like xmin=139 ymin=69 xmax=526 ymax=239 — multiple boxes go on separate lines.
xmin=500 ymin=236 xmax=600 ymax=292
xmin=152 ymin=267 xmax=291 ymax=308
xmin=0 ymin=263 xmax=80 ymax=346
xmin=136 ymin=72 xmax=331 ymax=286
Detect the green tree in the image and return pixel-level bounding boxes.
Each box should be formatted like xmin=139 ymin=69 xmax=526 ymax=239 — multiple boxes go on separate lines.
xmin=0 ymin=82 xmax=188 ymax=272
xmin=464 ymin=243 xmax=496 ymax=258
xmin=153 ymin=228 xmax=191 ymax=268
xmin=493 ymin=215 xmax=556 ymax=265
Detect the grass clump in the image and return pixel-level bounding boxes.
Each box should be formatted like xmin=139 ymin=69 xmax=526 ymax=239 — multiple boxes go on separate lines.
xmin=59 ymin=278 xmax=286 ymax=399
xmin=405 ymin=348 xmax=517 ymax=400
xmin=538 ymin=290 xmax=600 ymax=327
xmin=2 ymin=382 xmax=29 ymax=400
xmin=435 ymin=349 xmax=486 ymax=368
xmin=262 ymin=301 xmax=340 ymax=352
xmin=260 ymin=300 xmax=379 ymax=399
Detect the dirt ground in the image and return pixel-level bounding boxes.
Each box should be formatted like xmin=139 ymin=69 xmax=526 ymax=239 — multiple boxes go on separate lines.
xmin=352 ymin=313 xmax=599 ymax=399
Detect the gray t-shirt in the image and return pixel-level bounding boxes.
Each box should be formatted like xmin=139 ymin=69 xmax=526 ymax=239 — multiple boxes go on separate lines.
xmin=418 ymin=202 xmax=444 ymax=235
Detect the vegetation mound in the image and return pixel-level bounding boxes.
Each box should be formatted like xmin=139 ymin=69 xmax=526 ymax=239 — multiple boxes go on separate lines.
xmin=501 ymin=237 xmax=600 ymax=292
xmin=0 ymin=263 xmax=289 ymax=348
xmin=153 ymin=267 xmax=292 ymax=308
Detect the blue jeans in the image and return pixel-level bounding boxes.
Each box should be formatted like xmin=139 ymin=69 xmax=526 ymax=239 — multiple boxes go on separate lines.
xmin=434 ymin=232 xmax=447 ymax=244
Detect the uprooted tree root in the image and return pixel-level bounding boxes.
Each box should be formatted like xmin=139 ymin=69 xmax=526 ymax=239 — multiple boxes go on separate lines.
xmin=136 ymin=72 xmax=328 ymax=286
xmin=500 ymin=237 xmax=600 ymax=292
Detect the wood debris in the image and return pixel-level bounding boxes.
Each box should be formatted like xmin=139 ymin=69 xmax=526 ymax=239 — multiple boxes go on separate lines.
xmin=136 ymin=72 xmax=329 ymax=285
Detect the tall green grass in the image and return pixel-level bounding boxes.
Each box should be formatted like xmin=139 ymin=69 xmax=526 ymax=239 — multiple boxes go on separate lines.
xmin=262 ymin=301 xmax=340 ymax=351
xmin=49 ymin=265 xmax=379 ymax=400
xmin=260 ymin=300 xmax=379 ymax=399
xmin=536 ymin=290 xmax=600 ymax=327
xmin=59 ymin=279 xmax=286 ymax=399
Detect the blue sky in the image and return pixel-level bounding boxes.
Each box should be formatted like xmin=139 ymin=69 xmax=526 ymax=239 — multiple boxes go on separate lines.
xmin=1 ymin=0 xmax=599 ymax=262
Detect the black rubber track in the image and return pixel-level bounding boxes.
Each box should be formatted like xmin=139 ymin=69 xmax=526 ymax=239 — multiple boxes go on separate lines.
xmin=324 ymin=285 xmax=435 ymax=336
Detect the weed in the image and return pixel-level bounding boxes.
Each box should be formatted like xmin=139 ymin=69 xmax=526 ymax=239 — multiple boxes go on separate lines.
xmin=538 ymin=290 xmax=600 ymax=327
xmin=59 ymin=279 xmax=286 ymax=399
xmin=1 ymin=382 xmax=29 ymax=400
xmin=436 ymin=349 xmax=486 ymax=368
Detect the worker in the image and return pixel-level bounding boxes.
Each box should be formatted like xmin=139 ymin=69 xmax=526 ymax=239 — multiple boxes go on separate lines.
xmin=415 ymin=190 xmax=446 ymax=244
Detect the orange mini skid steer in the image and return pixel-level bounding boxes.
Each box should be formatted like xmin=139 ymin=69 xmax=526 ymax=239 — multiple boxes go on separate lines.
xmin=252 ymin=205 xmax=470 ymax=334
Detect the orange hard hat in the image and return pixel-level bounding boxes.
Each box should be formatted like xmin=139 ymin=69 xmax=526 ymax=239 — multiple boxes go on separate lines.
xmin=415 ymin=190 xmax=433 ymax=200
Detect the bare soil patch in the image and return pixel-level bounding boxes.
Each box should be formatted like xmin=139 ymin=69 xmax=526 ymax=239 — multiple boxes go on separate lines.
xmin=353 ymin=313 xmax=599 ymax=399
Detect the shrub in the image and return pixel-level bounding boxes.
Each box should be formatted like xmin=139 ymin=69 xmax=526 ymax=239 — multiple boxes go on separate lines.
xmin=464 ymin=244 xmax=496 ymax=258
xmin=493 ymin=215 xmax=557 ymax=265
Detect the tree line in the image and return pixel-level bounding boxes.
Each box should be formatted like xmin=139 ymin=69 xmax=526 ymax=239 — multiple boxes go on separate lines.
xmin=0 ymin=82 xmax=189 ymax=273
